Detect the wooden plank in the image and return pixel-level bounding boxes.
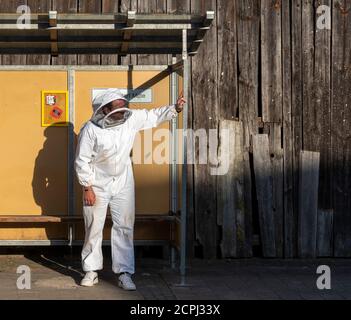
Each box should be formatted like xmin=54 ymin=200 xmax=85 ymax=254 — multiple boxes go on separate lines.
xmin=121 ymin=11 xmax=135 ymax=53
xmin=137 ymin=0 xmax=168 ymax=65
xmin=0 ymin=0 xmax=27 ymax=65
xmin=77 ymin=0 xmax=101 ymax=65
xmin=51 ymin=0 xmax=78 ymax=65
xmin=217 ymin=120 xmax=238 ymax=258
xmin=217 ymin=121 xmax=250 ymax=257
xmin=332 ymin=0 xmax=351 ymax=257
xmin=242 ymin=147 xmax=253 ymax=257
xmin=301 ymin=0 xmax=315 ymax=154
xmin=261 ymin=0 xmax=282 ymax=123
xmin=49 ymin=10 xmax=58 ymax=57
xmin=216 ymin=0 xmax=234 ymax=253
xmin=298 ymin=150 xmax=320 ymax=258
xmin=26 ymin=0 xmax=51 ymax=65
xmin=102 ymin=0 xmax=119 ymax=14
xmin=235 ymin=0 xmax=260 ymax=257
xmin=315 ymin=0 xmax=332 ymax=211
xmin=101 ymin=0 xmax=119 ymax=65
xmin=317 ymin=210 xmax=333 ymax=257
xmin=235 ymin=121 xmax=252 ymax=258
xmin=236 ymin=0 xmax=259 ymax=257
xmin=272 ymin=123 xmax=283 ymax=256
xmin=168 ymin=0 xmax=191 ymax=14
xmin=253 ymin=134 xmax=276 ymax=257
xmin=291 ymin=0 xmax=303 ymax=257
xmin=237 ymin=0 xmax=259 ymax=148
xmin=217 ymin=0 xmax=238 ymax=120
xmin=0 ymin=214 xmax=175 ymax=223
xmin=302 ymin=0 xmax=332 ymax=211
xmin=191 ymin=0 xmax=218 ymax=259
xmin=119 ymin=1 xmax=137 ymax=116
xmin=0 ymin=215 xmax=82 ymax=223
xmin=217 ymin=120 xmax=237 ymax=257
xmin=281 ymin=0 xmax=294 ymax=258
xmin=120 ymin=11 xmax=136 ymax=54
xmin=120 ymin=0 xmax=138 ymax=65
xmin=167 ymin=0 xmax=190 ymax=64
xmin=264 ymin=123 xmax=284 ymax=257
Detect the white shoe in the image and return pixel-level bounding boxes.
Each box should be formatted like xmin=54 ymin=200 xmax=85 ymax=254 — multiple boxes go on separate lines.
xmin=118 ymin=272 xmax=136 ymax=291
xmin=81 ymin=271 xmax=98 ymax=287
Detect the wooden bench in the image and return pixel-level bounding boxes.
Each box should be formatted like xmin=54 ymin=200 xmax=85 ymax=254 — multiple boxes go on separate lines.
xmin=0 ymin=214 xmax=180 ymax=256
xmin=0 ymin=214 xmax=178 ymax=223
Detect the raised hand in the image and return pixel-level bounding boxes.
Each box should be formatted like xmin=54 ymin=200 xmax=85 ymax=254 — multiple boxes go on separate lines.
xmin=175 ymin=92 xmax=187 ymax=113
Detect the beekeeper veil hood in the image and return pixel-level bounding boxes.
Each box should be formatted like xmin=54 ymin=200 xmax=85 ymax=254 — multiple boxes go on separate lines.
xmin=91 ymin=88 xmax=132 ymax=129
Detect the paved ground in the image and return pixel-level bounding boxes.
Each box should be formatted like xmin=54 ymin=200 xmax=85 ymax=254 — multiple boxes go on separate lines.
xmin=0 ymin=251 xmax=350 ymax=300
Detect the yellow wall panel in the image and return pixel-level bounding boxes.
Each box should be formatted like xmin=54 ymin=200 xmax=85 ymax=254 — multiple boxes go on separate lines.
xmin=0 ymin=71 xmax=68 ymax=217
xmin=0 ymin=224 xmax=68 ymax=240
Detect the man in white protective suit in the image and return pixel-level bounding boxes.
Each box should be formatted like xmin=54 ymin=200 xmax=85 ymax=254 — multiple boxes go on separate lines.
xmin=75 ymin=88 xmax=186 ymax=290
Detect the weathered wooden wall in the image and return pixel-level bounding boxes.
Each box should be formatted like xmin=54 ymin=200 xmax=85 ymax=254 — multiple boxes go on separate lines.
xmin=1 ymin=0 xmax=350 ymax=259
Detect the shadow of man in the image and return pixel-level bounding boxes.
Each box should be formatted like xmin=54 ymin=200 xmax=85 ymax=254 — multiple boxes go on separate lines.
xmin=32 ymin=123 xmax=75 ymax=216
xmin=29 ymin=123 xmax=82 ymax=283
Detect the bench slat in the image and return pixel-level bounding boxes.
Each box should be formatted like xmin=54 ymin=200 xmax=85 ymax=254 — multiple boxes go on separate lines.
xmin=0 ymin=214 xmax=176 ymax=223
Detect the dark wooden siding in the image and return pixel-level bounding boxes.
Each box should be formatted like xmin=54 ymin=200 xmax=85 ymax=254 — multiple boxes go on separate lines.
xmin=1 ymin=0 xmax=350 ymax=259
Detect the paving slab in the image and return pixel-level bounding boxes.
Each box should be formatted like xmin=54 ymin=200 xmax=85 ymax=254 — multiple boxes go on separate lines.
xmin=0 ymin=254 xmax=350 ymax=300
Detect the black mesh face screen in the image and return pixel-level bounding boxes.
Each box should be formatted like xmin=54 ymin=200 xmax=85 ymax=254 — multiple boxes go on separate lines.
xmin=102 ymin=109 xmax=132 ymax=129
xmin=91 ymin=105 xmax=132 ymax=129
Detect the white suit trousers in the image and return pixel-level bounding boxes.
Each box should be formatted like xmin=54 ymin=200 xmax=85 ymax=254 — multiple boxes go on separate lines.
xmin=81 ymin=164 xmax=135 ymax=274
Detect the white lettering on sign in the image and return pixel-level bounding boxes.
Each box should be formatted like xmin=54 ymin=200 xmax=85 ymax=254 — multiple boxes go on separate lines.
xmin=92 ymin=88 xmax=153 ymax=103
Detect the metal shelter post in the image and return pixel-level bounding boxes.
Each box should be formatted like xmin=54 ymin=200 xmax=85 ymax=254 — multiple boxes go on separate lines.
xmin=180 ymin=29 xmax=189 ymax=278
xmin=170 ymin=55 xmax=179 ymax=270
xmin=67 ymin=67 xmax=75 ymax=262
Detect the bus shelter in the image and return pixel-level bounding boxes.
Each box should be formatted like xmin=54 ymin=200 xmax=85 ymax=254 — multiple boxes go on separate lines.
xmin=0 ymin=11 xmax=214 ymax=277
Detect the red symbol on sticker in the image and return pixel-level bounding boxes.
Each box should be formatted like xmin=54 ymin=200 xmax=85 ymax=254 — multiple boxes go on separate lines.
xmin=50 ymin=106 xmax=63 ymax=119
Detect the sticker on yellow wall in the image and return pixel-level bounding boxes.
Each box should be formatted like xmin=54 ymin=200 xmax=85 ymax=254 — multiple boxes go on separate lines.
xmin=41 ymin=91 xmax=69 ymax=127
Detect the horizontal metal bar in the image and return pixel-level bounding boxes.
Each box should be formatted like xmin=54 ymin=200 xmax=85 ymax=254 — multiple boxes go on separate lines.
xmin=0 ymin=216 xmax=81 ymax=223
xmin=0 ymin=13 xmax=208 ymax=24
xmin=0 ymin=29 xmax=199 ymax=35
xmin=0 ymin=36 xmax=198 ymax=42
xmin=0 ymin=239 xmax=177 ymax=247
xmin=0 ymin=65 xmax=170 ymax=71
xmin=0 ymin=240 xmax=69 ymax=246
xmin=0 ymin=23 xmax=197 ymax=31
xmin=0 ymin=214 xmax=177 ymax=223
xmin=0 ymin=42 xmax=190 ymax=49
xmin=0 ymin=48 xmax=185 ymax=54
